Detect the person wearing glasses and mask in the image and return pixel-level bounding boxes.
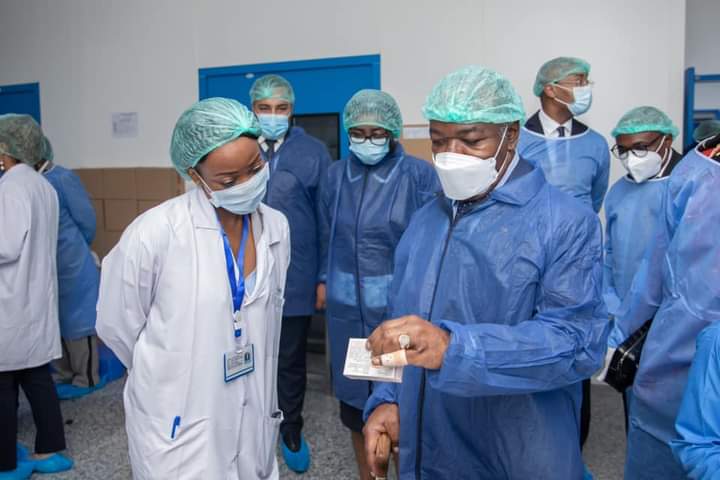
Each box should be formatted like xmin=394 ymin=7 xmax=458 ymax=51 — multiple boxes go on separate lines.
xmin=317 ymin=89 xmax=439 ymax=479
xmin=97 ymin=98 xmax=290 ymax=480
xmin=518 ymin=57 xmax=609 ymax=213
xmin=602 ymin=107 xmax=681 ymax=432
xmin=517 ymin=56 xmax=609 ymax=448
xmin=613 ymin=129 xmax=720 ymax=480
xmin=362 ymin=66 xmax=607 ymax=480
xmin=249 ymin=74 xmax=331 ymax=473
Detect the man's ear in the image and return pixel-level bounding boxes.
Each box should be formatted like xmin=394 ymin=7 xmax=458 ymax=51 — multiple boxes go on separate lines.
xmin=543 ymin=84 xmax=557 ymax=99
xmin=663 ymin=136 xmax=674 ymax=150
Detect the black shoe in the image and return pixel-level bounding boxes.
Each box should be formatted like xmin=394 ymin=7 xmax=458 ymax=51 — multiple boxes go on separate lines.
xmin=282 ymin=430 xmax=302 ymax=453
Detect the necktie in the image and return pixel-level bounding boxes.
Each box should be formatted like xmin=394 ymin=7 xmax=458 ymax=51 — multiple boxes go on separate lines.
xmin=557 ymin=126 xmax=566 ymax=138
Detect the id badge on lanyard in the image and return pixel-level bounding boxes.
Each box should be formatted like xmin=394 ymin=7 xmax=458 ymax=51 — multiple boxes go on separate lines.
xmin=220 ymin=215 xmax=255 ymax=382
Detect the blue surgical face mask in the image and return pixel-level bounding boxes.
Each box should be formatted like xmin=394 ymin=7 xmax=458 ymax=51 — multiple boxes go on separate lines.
xmin=349 ymin=140 xmax=390 ymax=166
xmin=197 ymin=163 xmax=269 ymax=215
xmin=555 ymin=84 xmax=593 ymax=116
xmin=257 ymin=114 xmax=290 ymax=140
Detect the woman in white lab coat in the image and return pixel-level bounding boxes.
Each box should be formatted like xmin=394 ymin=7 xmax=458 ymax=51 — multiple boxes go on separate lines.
xmin=97 ymin=98 xmax=290 ymax=480
xmin=0 ymin=114 xmax=73 ymax=478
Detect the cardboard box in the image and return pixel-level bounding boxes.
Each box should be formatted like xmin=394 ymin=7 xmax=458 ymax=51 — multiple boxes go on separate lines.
xmin=400 ymin=124 xmax=432 ymax=163
xmin=91 ymin=199 xmax=105 ymax=231
xmin=135 ymin=168 xmax=183 ymax=200
xmin=104 ymin=199 xmax=138 ymax=232
xmin=102 ymin=168 xmax=137 ymax=199
xmin=74 ymin=169 xmax=104 ymax=199
xmin=137 ymin=199 xmax=163 ymax=215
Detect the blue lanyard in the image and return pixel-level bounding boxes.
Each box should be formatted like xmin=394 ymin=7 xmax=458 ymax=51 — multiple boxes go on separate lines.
xmin=220 ymin=215 xmax=250 ymax=338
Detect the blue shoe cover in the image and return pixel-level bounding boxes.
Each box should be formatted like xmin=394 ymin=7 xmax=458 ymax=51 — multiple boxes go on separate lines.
xmin=56 ymin=384 xmax=91 ymax=400
xmin=15 ymin=444 xmax=28 ymax=461
xmin=0 ymin=461 xmax=33 ymax=480
xmin=281 ymin=434 xmax=311 ymax=473
xmin=32 ymin=453 xmax=74 ymax=474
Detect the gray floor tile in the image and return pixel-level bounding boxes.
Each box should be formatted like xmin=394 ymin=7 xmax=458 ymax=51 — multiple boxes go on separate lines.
xmin=17 ymin=354 xmax=625 ymax=479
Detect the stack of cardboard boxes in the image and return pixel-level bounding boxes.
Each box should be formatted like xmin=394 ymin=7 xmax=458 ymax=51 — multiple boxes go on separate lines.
xmin=74 ymin=167 xmax=184 ymax=259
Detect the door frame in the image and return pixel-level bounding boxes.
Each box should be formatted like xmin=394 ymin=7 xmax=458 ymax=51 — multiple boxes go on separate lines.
xmin=198 ymin=54 xmax=381 ymax=100
xmin=0 ymin=82 xmax=41 ymax=123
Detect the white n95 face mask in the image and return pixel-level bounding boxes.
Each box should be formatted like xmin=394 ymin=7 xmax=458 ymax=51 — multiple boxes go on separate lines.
xmin=198 ymin=163 xmax=269 ymax=215
xmin=621 ymin=136 xmax=667 ymax=183
xmin=433 ymin=127 xmax=508 ymax=200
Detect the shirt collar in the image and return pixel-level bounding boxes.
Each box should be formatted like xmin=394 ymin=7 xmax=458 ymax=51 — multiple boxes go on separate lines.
xmin=258 ymin=134 xmax=285 ymax=152
xmin=538 ymin=109 xmax=573 ymax=137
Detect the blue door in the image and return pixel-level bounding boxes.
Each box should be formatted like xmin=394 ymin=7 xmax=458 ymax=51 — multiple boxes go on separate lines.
xmin=0 ymin=82 xmax=41 ymax=124
xmin=199 ymin=55 xmax=381 ymax=159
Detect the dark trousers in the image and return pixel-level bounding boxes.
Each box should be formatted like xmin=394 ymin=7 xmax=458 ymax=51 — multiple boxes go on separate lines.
xmin=622 ymin=389 xmax=629 ymax=435
xmin=278 ymin=315 xmax=312 ymax=437
xmin=580 ymin=379 xmax=591 ymax=448
xmin=0 ymin=364 xmax=66 ymax=471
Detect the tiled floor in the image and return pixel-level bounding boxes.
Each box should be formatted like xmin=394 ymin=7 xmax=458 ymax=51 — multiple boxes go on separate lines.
xmin=17 ymin=354 xmax=626 ymax=479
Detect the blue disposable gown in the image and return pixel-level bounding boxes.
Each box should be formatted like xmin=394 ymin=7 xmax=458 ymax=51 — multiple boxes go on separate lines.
xmin=603 ymin=175 xmax=668 ymax=347
xmin=517 ymin=126 xmax=610 ymax=212
xmin=44 ymin=165 xmax=100 ymax=340
xmin=613 ymin=148 xmax=720 ymax=479
xmin=671 ymin=322 xmax=720 ymax=479
xmin=263 ymin=126 xmax=331 ymax=317
xmin=318 ymin=143 xmax=440 ymax=409
xmin=364 ymin=160 xmax=608 ymax=480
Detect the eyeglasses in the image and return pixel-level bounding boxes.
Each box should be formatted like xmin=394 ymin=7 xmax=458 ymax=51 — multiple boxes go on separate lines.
xmin=611 ymin=134 xmax=664 ymax=160
xmin=349 ymin=134 xmax=390 ymax=146
xmin=553 ymin=79 xmax=594 ymax=89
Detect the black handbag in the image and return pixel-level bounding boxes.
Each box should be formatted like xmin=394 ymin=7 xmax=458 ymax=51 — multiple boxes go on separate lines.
xmin=604 ymin=319 xmax=653 ymax=393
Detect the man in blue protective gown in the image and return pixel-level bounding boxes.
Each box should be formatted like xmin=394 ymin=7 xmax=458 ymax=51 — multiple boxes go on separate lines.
xmin=362 ymin=66 xmax=608 ymax=480
xmin=36 ymin=135 xmax=103 ymax=400
xmin=672 ymin=323 xmax=720 ymax=479
xmin=249 ymin=74 xmax=332 ymax=472
xmin=517 ymin=55 xmax=609 ymax=447
xmin=615 ymin=133 xmax=720 ymax=479
xmin=518 ymin=57 xmax=609 ymax=212
xmin=601 ymin=107 xmax=683 ymax=430
xmin=318 ymin=89 xmax=440 ymax=479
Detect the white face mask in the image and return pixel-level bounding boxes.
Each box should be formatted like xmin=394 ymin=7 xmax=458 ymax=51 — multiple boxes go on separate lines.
xmin=196 ymin=163 xmax=269 ymax=215
xmin=433 ymin=126 xmax=508 ymax=201
xmin=621 ymin=136 xmax=669 ymax=183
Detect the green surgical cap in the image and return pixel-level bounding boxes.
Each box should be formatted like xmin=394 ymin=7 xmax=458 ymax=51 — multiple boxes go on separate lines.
xmin=170 ymin=97 xmax=260 ymax=180
xmin=343 ymin=89 xmax=403 ymax=139
xmin=423 ymin=66 xmax=525 ymax=125
xmin=693 ymin=119 xmax=720 ymax=143
xmin=0 ymin=114 xmax=43 ymax=166
xmin=249 ymin=74 xmax=295 ymax=104
xmin=611 ymin=106 xmax=679 ymax=139
xmin=533 ymin=57 xmax=591 ymax=97
xmin=41 ymin=135 xmax=54 ymax=162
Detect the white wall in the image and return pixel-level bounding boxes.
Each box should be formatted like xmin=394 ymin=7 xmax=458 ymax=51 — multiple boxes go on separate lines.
xmin=0 ymin=0 xmax=685 ymax=189
xmin=686 ymin=0 xmax=720 ymax=110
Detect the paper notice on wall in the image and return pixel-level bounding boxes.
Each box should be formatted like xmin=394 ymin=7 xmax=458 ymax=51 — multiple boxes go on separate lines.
xmin=112 ymin=112 xmax=139 ymax=139
xmin=343 ymin=338 xmax=403 ymax=383
xmin=402 ymin=126 xmax=430 ymax=139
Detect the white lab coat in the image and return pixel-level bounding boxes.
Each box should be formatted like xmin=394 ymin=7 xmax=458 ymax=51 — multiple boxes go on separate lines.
xmin=0 ymin=164 xmax=60 ymax=371
xmin=97 ymin=188 xmax=290 ymax=480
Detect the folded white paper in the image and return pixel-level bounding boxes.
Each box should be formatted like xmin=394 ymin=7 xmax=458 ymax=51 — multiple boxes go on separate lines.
xmin=343 ymin=338 xmax=403 ymax=383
